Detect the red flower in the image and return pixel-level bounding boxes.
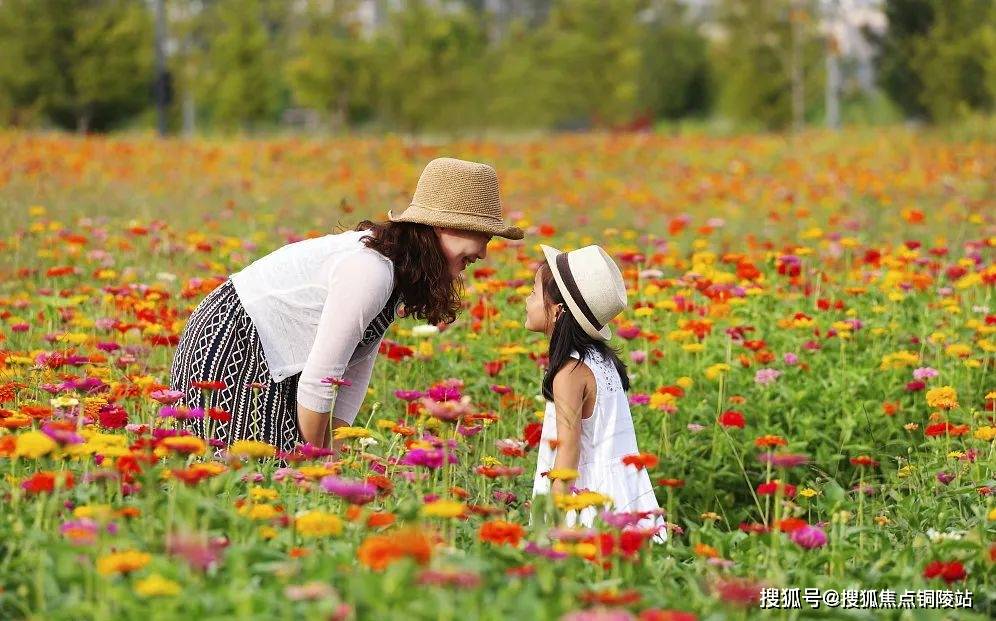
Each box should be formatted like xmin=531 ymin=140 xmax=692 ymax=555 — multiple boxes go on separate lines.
xmin=657 ymin=478 xmax=685 ymax=488
xmin=22 ymin=471 xmax=73 ymax=494
xmin=924 ymin=422 xmax=970 ymax=437
xmin=923 ymin=560 xmax=967 ymax=583
xmin=97 ymin=404 xmax=128 ymax=429
xmin=718 ymin=410 xmax=745 ymax=428
xmin=849 ymin=455 xmax=879 ymax=468
xmin=523 ymin=422 xmax=543 ymax=448
xmin=622 ymin=452 xmax=659 ymax=470
xmin=756 ymin=481 xmax=795 ymax=497
xmin=207 ymin=407 xmax=231 ymax=422
xmin=483 ymin=361 xmax=505 ymax=377
xmin=478 ymin=520 xmax=524 ymax=547
xmin=191 ymin=380 xmax=226 ymax=391
xmin=640 ymin=610 xmax=698 ymax=621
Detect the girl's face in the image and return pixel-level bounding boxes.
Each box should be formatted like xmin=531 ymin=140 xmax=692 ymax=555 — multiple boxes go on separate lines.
xmin=524 ymin=268 xmax=561 ymax=335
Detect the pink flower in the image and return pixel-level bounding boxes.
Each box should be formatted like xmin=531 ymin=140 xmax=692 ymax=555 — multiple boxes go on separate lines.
xmin=782 ymin=352 xmax=799 ymax=365
xmin=630 ymin=350 xmax=647 ymax=364
xmin=320 ymin=476 xmax=378 ymax=505
xmin=912 ymin=367 xmax=939 ymax=381
xmin=150 ymin=389 xmax=185 ymax=405
xmin=790 ymin=524 xmax=827 ymax=549
xmin=754 ymin=368 xmax=781 ymax=385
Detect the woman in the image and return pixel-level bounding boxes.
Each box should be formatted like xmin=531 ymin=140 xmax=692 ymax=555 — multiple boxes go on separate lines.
xmin=168 ymin=157 xmax=523 ymax=454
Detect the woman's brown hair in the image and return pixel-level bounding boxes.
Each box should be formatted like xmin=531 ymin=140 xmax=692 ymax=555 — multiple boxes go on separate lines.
xmin=353 ymin=220 xmax=462 ymax=325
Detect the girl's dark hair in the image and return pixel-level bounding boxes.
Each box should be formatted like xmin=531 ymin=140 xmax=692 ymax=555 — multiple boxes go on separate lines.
xmin=538 ymin=262 xmax=630 ymax=401
xmin=353 ymin=220 xmax=462 ymax=325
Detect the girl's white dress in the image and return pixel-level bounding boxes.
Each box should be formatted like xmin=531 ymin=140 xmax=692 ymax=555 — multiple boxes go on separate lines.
xmin=532 ymin=348 xmax=667 ymax=540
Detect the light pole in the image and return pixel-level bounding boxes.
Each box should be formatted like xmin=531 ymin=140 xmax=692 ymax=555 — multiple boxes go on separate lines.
xmin=154 ymin=0 xmax=168 ymax=136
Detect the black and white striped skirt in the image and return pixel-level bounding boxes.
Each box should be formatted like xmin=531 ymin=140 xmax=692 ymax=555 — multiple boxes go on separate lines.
xmin=168 ymin=279 xmax=303 ymax=454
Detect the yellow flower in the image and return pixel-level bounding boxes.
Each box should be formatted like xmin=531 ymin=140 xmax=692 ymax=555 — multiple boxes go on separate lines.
xmin=634 ymin=307 xmax=654 ymax=318
xmin=554 ymin=491 xmax=612 ymax=512
xmin=134 ymin=574 xmax=181 ymax=597
xmin=650 ymin=392 xmax=676 ymax=409
xmin=974 ymin=426 xmax=995 ymax=442
xmin=259 ymin=526 xmax=278 ymax=540
xmin=700 ymin=512 xmax=720 ymax=521
xmin=14 ymin=430 xmax=57 ymax=459
xmin=333 ymin=427 xmax=372 ymax=440
xmin=96 ymin=550 xmax=151 ymax=576
xmin=988 ymin=507 xmax=996 ymax=521
xmin=156 ymin=436 xmax=206 ymax=456
xmin=249 ymin=487 xmax=279 ymax=502
xmin=481 ymin=456 xmax=502 ymax=467
xmin=229 ymin=440 xmax=276 ymax=459
xmin=675 ymin=377 xmax=693 ymax=389
xmin=74 ymin=504 xmax=114 ymax=522
xmin=798 ymin=488 xmax=819 ymax=498
xmin=239 ymin=503 xmax=280 ymax=521
xmin=897 ymin=465 xmax=914 ymax=478
xmin=682 ymin=343 xmax=705 ymax=353
xmin=925 ymin=386 xmax=958 ymax=410
xmin=874 ymin=515 xmax=890 ymax=526
xmin=421 ymin=500 xmax=465 ymax=518
xmin=295 ymin=511 xmax=343 ymax=537
xmin=704 ymin=363 xmax=731 ymax=381
xmin=879 ymin=351 xmax=919 ymax=370
xmin=944 ymin=343 xmax=971 ymax=358
xmin=297 ymin=465 xmax=336 ymax=480
xmin=547 ymin=468 xmax=579 ymax=482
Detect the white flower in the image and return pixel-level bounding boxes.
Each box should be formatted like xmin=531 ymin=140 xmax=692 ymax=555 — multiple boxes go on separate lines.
xmin=411 ymin=324 xmax=440 ymax=338
xmin=358 ymin=437 xmax=378 ymax=448
xmin=925 ymin=528 xmax=964 ymax=543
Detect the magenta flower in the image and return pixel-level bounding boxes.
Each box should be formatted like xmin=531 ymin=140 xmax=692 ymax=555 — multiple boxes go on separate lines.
xmin=790 ymin=524 xmax=828 ymax=549
xmin=913 ymin=367 xmax=939 ymax=381
xmin=399 ymin=448 xmax=458 ymax=469
xmin=783 ymin=352 xmax=799 ymax=365
xmin=321 ymin=376 xmax=352 ymax=387
xmin=629 ymin=393 xmax=651 ymax=406
xmin=320 ymin=475 xmax=378 ymax=505
xmin=426 ymin=380 xmax=463 ymax=402
xmin=757 ymin=453 xmax=809 ymax=469
xmin=936 ymin=472 xmax=955 ymax=485
xmin=150 ymin=389 xmax=185 ymax=405
xmin=393 ymin=389 xmax=423 ymax=401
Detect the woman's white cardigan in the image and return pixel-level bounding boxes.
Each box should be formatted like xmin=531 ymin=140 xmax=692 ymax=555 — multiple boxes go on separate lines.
xmin=230 ymin=229 xmax=396 ymax=424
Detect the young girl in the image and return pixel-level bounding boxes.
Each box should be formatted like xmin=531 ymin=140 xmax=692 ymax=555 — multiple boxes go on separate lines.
xmin=525 ymin=243 xmax=666 ymax=540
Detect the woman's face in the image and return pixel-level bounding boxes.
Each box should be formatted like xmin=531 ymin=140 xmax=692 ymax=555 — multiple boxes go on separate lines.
xmin=524 ymin=268 xmax=560 ymax=335
xmin=436 ymin=227 xmax=491 ymax=280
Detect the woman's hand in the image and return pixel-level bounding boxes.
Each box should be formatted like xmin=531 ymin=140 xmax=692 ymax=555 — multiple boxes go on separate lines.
xmin=297 ymin=404 xmax=351 ymax=450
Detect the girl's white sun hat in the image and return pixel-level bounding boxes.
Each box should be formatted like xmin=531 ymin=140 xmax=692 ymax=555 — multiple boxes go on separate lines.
xmin=540 ymin=244 xmax=628 ymax=342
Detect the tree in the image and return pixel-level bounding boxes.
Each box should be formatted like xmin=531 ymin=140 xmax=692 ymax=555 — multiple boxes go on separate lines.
xmin=0 ymin=0 xmax=153 ymax=132
xmin=910 ymin=0 xmax=995 ymax=122
xmin=198 ymin=0 xmax=284 ymax=130
xmin=286 ymin=0 xmax=374 ymax=131
xmin=375 ymin=1 xmax=488 ymax=135
xmin=538 ymin=0 xmax=645 ymax=127
xmin=711 ymin=0 xmax=823 ymax=130
xmin=638 ymin=0 xmax=712 ymax=120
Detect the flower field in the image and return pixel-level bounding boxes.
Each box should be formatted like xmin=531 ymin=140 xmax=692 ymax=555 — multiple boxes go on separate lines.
xmin=0 ymin=129 xmax=993 ymax=620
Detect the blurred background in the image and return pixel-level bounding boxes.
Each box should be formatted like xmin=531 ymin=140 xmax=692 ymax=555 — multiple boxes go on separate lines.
xmin=0 ymin=0 xmax=993 ymax=136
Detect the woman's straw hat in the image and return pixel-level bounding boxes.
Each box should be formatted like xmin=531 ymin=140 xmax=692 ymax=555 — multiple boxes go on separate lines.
xmin=387 ymin=157 xmax=524 ymax=240
xmin=541 ymin=244 xmax=627 ymax=341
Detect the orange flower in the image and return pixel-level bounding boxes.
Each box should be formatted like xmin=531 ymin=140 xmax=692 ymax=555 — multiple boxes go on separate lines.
xmin=478 ymin=520 xmax=524 ymax=547
xmin=366 ymin=512 xmax=396 ymax=528
xmin=754 ymin=435 xmax=787 ymax=448
xmin=357 ymin=528 xmax=433 ymax=571
xmin=777 ymin=517 xmax=807 ymax=533
xmin=693 ymin=542 xmax=719 ymax=558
